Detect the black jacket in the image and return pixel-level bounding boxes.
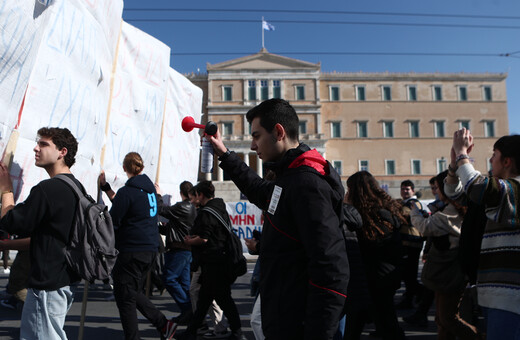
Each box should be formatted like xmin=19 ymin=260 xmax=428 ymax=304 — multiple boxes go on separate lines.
xmin=157 ymin=197 xmax=196 ymax=251
xmin=342 ymin=204 xmax=371 ymax=307
xmin=220 ymin=143 xmax=349 ymax=340
xmin=110 ymin=174 xmax=159 ymax=253
xmin=354 ymin=209 xmax=403 ymax=292
xmin=190 ymin=198 xmax=230 ymax=265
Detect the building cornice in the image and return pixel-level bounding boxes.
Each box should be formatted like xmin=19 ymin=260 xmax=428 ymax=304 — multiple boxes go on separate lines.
xmin=207 ymin=48 xmax=321 ymax=71
xmin=320 ymin=72 xmax=507 ymax=82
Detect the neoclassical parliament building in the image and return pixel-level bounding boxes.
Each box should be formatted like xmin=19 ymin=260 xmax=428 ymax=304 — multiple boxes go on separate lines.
xmin=188 ymin=48 xmax=508 ymax=199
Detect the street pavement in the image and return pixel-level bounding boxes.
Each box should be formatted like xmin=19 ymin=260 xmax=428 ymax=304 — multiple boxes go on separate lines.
xmin=0 ymin=262 xmax=438 ymax=340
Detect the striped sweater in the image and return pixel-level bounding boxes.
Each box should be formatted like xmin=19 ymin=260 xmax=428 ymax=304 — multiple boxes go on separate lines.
xmin=445 ymin=162 xmax=520 ymax=315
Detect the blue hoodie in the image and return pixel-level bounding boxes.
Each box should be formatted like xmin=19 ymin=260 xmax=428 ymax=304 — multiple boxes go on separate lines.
xmin=110 ymin=174 xmax=159 ymax=253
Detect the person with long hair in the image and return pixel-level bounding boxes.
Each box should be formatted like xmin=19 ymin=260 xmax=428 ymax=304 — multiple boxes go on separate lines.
xmin=410 ymin=171 xmax=479 ymax=340
xmin=99 ymin=152 xmax=177 ymax=340
xmin=346 ymin=171 xmax=406 ymax=340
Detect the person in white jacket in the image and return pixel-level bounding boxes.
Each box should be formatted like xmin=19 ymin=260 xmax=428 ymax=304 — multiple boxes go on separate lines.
xmin=410 ymin=170 xmax=479 ymax=340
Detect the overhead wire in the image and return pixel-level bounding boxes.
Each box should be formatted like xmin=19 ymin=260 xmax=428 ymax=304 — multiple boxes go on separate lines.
xmin=169 ymin=51 xmax=514 ymax=58
xmin=124 ymin=18 xmax=520 ymax=30
xmin=123 ymin=8 xmax=520 ymax=60
xmin=123 ymin=8 xmax=520 ymax=21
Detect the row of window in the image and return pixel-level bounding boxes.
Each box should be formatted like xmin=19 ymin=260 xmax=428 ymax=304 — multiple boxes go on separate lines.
xmin=332 ymin=158 xmax=448 ymax=176
xmin=221 ymin=81 xmax=494 ymax=102
xmin=222 ymin=119 xmax=496 ymax=138
xmin=324 ymin=120 xmax=495 ymax=138
xmin=329 ymin=84 xmax=493 ymax=102
xmin=223 ymin=80 xmax=283 ymax=101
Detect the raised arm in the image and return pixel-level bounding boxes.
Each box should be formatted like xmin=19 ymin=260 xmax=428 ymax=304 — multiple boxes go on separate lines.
xmin=99 ymin=170 xmax=116 ymax=201
xmin=209 ymin=129 xmax=274 ymax=210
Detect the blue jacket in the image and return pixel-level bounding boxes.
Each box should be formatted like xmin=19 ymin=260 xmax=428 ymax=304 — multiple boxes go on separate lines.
xmin=110 ymin=174 xmax=159 ymax=253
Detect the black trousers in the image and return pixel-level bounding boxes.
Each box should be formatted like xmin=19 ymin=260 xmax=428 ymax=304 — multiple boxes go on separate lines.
xmin=186 ymin=261 xmax=241 ymax=334
xmin=113 ymin=251 xmax=167 ymax=340
xmin=402 ymin=245 xmax=423 ymax=301
xmin=369 ymin=286 xmax=405 ymax=340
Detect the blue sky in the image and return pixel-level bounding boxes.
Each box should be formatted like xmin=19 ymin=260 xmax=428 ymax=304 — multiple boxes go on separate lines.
xmin=123 ymin=0 xmax=520 ymax=134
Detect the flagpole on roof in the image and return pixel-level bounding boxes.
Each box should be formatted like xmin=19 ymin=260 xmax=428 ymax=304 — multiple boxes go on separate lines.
xmin=262 ymin=16 xmax=265 ymax=49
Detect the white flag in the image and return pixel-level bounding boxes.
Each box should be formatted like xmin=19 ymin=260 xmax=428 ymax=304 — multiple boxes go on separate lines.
xmin=262 ymin=20 xmax=275 ymax=31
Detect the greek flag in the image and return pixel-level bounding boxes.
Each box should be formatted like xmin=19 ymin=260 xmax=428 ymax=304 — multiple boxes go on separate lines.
xmin=262 ymin=20 xmax=275 ymax=31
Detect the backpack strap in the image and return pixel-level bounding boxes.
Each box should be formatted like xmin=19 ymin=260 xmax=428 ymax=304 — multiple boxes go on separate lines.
xmin=201 ymin=206 xmax=232 ymax=234
xmin=54 ymin=174 xmax=85 ymax=199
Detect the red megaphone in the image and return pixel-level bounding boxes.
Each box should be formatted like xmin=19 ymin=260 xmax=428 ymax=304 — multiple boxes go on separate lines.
xmin=181 ymin=116 xmax=218 ymax=136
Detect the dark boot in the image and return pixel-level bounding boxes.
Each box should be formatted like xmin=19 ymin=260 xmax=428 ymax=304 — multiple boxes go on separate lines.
xmin=175 ymin=330 xmax=196 ymax=340
xmin=228 ymin=328 xmax=247 ymax=340
xmin=403 ymin=311 xmax=428 ymax=327
xmin=174 ymin=309 xmax=193 ymax=326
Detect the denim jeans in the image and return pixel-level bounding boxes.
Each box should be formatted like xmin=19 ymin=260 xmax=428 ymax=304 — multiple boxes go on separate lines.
xmin=484 ymin=307 xmax=520 ymax=340
xmin=251 ymin=294 xmax=264 ymax=340
xmin=333 ymin=314 xmax=346 ymax=340
xmin=163 ymin=249 xmax=192 ymax=311
xmin=20 ymin=285 xmax=75 ymax=340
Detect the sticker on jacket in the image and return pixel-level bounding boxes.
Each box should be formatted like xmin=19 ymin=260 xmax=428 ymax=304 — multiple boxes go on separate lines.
xmin=268 ymin=185 xmax=282 ymax=215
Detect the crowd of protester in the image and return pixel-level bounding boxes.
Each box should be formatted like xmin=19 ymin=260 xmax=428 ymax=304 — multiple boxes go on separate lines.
xmin=0 ymin=98 xmax=518 ymax=340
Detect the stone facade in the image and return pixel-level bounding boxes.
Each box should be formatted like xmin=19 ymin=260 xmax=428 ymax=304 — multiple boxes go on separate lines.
xmin=186 ymin=49 xmax=508 ymax=199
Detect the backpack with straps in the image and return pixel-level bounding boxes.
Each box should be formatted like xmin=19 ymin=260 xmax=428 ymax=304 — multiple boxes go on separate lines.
xmin=201 ymin=206 xmax=247 ymax=282
xmin=55 ymin=175 xmax=118 ymax=283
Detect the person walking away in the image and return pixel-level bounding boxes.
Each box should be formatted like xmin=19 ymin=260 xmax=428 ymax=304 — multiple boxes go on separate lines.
xmin=99 ymin=152 xmax=176 ymax=340
xmin=410 ymin=171 xmax=479 ymax=339
xmin=156 ymin=181 xmax=196 ymax=325
xmin=346 ymin=171 xmax=406 ymax=340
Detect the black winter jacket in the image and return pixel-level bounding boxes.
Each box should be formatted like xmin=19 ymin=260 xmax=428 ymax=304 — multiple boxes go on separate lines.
xmin=110 ymin=174 xmax=159 ymax=253
xmin=220 ymin=143 xmax=349 ymax=340
xmin=157 ymin=197 xmax=196 ymax=251
xmin=191 ymin=198 xmax=230 ymax=265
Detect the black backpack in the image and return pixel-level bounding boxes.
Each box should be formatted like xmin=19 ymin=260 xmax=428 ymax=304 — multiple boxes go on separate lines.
xmin=201 ymin=206 xmax=247 ymax=281
xmin=55 ymin=175 xmax=118 ymax=283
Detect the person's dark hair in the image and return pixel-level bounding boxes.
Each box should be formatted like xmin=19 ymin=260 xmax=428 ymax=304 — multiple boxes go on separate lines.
xmin=179 ymin=181 xmax=193 ymax=199
xmin=188 ymin=186 xmax=197 ymax=197
xmin=429 ymin=176 xmax=437 ymax=185
xmin=400 ymin=179 xmax=415 ymax=190
xmin=123 ymin=152 xmax=144 ymax=176
xmin=246 ymin=98 xmax=299 ymax=141
xmin=37 ymin=127 xmax=78 ymax=168
xmin=194 ymin=180 xmax=215 ymax=199
xmin=494 ymin=134 xmax=520 ymax=173
xmin=347 ymin=171 xmax=406 ymax=241
xmin=435 ymin=170 xmax=467 ymax=216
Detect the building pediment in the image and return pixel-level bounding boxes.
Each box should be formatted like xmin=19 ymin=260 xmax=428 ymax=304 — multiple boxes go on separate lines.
xmin=207 ymin=48 xmax=320 ymax=71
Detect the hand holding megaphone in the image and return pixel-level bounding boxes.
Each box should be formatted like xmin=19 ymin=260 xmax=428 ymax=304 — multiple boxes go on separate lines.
xmin=181 ymin=116 xmax=219 ymax=173
xmin=181 ymin=116 xmax=218 ymax=136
